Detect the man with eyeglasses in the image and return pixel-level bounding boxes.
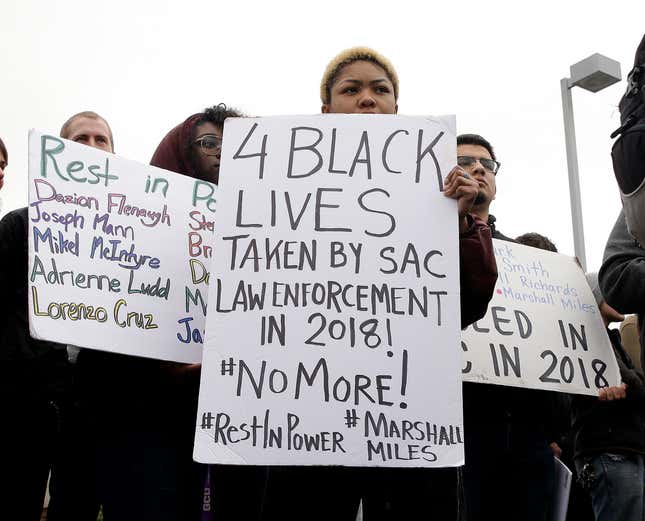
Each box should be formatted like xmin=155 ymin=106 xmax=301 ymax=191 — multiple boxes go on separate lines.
xmin=457 ymin=133 xmax=559 ymax=521
xmin=456 ymin=134 xmax=510 ymax=241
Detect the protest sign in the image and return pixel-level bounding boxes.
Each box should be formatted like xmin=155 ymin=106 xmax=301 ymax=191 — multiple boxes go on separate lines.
xmin=462 ymin=240 xmax=620 ymax=395
xmin=28 ymin=129 xmax=215 ymax=363
xmin=194 ymin=114 xmax=464 ymax=467
xmin=550 ymin=458 xmax=573 ymax=521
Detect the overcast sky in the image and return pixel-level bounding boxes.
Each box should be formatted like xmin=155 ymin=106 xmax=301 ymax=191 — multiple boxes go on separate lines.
xmin=2 ymin=0 xmax=644 ymax=272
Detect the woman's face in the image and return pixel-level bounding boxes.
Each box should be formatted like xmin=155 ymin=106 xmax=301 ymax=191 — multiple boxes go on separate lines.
xmin=322 ymin=60 xmax=397 ymax=115
xmin=0 ymin=149 xmax=6 ymax=190
xmin=192 ymin=122 xmax=223 ymax=184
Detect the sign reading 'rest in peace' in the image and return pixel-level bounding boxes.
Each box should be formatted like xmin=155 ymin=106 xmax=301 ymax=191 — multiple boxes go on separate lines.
xmin=27 ymin=130 xmax=216 ymax=363
xmin=194 ymin=115 xmax=464 ymax=468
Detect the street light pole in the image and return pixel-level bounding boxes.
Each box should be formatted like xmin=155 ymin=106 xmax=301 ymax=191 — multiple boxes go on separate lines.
xmin=560 ymin=53 xmax=621 ymax=271
xmin=560 ymin=77 xmax=587 ymax=270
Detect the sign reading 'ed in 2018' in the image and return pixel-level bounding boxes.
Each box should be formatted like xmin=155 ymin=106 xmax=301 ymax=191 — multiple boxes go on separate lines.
xmin=28 ymin=129 xmax=216 ymax=363
xmin=194 ymin=115 xmax=465 ymax=468
xmin=461 ymin=240 xmax=620 ymax=396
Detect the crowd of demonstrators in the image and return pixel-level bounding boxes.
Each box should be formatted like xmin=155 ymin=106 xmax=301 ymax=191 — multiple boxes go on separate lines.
xmin=4 ymin=41 xmax=645 ymax=521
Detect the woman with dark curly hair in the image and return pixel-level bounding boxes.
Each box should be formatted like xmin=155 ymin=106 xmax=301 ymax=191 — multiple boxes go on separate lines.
xmin=151 ymin=103 xmax=242 ymax=184
xmin=152 ymin=104 xmax=266 ymax=521
xmin=72 ymin=105 xmax=253 ymax=521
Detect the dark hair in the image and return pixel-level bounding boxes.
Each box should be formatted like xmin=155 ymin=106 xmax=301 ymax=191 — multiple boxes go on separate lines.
xmin=193 ymin=103 xmax=242 ymax=135
xmin=60 ymin=111 xmax=114 ymax=152
xmin=0 ymin=136 xmax=7 ymax=164
xmin=515 ymin=232 xmax=558 ymax=252
xmin=187 ymin=104 xmax=243 ymax=149
xmin=186 ymin=104 xmax=243 ymax=175
xmin=457 ymin=133 xmax=496 ymax=162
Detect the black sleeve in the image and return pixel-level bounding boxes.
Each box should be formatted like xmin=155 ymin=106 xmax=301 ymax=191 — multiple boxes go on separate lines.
xmin=0 ymin=208 xmax=27 ymax=321
xmin=599 ymin=210 xmax=645 ymax=314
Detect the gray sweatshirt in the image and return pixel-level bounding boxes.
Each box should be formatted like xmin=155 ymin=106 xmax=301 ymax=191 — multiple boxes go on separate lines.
xmin=599 ymin=210 xmax=645 ymax=369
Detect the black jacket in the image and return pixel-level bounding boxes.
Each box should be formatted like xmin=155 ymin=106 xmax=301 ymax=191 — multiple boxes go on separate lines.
xmin=463 ymin=216 xmax=566 ymax=442
xmin=571 ymin=328 xmax=645 ymax=459
xmin=600 ymin=210 xmax=645 ymax=369
xmin=0 ymin=207 xmax=69 ymax=401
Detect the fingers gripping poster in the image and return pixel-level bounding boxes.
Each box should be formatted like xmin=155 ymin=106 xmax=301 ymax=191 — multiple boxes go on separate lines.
xmin=194 ymin=115 xmax=464 ymax=467
xmin=461 ymin=240 xmax=620 ymax=395
xmin=28 ymin=130 xmax=215 ymax=363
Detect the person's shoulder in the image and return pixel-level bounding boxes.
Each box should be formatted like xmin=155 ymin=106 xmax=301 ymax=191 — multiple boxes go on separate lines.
xmin=0 ymin=206 xmax=28 ymax=230
xmin=1 ymin=206 xmax=28 ymax=222
xmin=604 ymin=210 xmax=636 ymax=251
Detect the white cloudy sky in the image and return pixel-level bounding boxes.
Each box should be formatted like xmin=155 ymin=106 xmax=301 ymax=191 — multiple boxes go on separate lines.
xmin=2 ymin=0 xmax=644 ymax=271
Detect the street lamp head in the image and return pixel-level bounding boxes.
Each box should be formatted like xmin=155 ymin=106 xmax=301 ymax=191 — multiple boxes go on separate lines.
xmin=569 ymin=53 xmax=622 ymax=92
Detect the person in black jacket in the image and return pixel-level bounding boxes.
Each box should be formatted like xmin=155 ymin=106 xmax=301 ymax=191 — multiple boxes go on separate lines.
xmin=0 ymin=207 xmax=71 ymax=521
xmin=571 ymin=273 xmax=645 ymax=521
xmin=0 ymin=136 xmax=70 ymax=520
xmin=600 ymin=210 xmax=645 ymax=369
xmin=0 ymin=113 xmax=115 ymax=521
xmin=459 ymin=134 xmax=559 ymax=521
xmin=45 ymin=112 xmax=115 ymax=521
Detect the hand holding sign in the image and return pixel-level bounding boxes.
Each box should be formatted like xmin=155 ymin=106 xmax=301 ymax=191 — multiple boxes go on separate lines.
xmin=462 ymin=240 xmax=620 ymax=395
xmin=443 ymin=166 xmax=479 ymax=233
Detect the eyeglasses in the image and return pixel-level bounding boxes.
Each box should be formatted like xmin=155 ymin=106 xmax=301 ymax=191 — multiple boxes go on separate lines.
xmin=193 ymin=134 xmax=223 ymax=154
xmin=457 ymin=155 xmax=501 ymax=175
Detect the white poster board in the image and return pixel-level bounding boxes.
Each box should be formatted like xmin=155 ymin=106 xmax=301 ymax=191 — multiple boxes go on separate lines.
xmin=28 ymin=129 xmax=216 ymax=363
xmin=462 ymin=240 xmax=620 ymax=395
xmin=194 ymin=115 xmax=464 ymax=467
xmin=549 ymin=458 xmax=572 ymax=521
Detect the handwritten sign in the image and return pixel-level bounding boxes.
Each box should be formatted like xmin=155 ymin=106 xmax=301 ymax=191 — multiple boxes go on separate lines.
xmin=27 ymin=129 xmax=216 ymax=363
xmin=462 ymin=240 xmax=620 ymax=395
xmin=194 ymin=114 xmax=464 ymax=467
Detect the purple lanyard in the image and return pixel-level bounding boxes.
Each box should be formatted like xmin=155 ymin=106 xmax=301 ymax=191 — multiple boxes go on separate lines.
xmin=201 ymin=465 xmax=214 ymax=521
